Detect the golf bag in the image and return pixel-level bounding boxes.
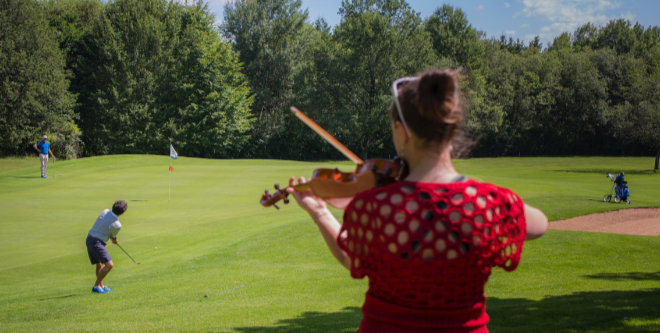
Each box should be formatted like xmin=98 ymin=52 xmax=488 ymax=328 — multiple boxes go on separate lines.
xmin=603 ymin=173 xmax=630 ymax=204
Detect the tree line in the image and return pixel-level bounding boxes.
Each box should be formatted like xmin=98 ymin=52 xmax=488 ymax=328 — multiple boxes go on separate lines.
xmin=1 ymin=0 xmax=658 ymax=169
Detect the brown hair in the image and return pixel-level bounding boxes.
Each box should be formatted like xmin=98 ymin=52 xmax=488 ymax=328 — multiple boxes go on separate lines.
xmin=391 ymin=69 xmax=463 ymax=147
xmin=112 ymin=200 xmax=128 ymax=216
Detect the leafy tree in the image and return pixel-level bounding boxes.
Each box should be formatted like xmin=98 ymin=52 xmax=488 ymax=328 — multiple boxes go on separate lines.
xmin=497 ymin=35 xmax=527 ymax=54
xmin=573 ymin=23 xmax=599 ymax=50
xmin=6 ymin=1 xmax=660 ymax=163
xmin=479 ymin=45 xmax=555 ymax=155
xmin=545 ymin=49 xmax=609 ymax=154
xmin=424 ymin=4 xmax=484 ymax=71
xmin=73 ymin=0 xmax=168 ymax=154
xmin=0 ymin=0 xmax=79 ymax=157
xmin=638 ymin=36 xmax=660 ymax=170
xmin=272 ymin=22 xmax=342 ymax=160
xmin=602 ymin=46 xmax=660 ymax=170
xmin=329 ymin=0 xmax=439 ymax=158
xmin=73 ymin=0 xmax=252 ymax=157
xmin=44 ymin=0 xmax=103 ymax=59
xmin=222 ymin=0 xmax=308 ymax=157
xmin=632 ymin=25 xmax=660 ymax=58
xmin=548 ymin=33 xmax=572 ymax=51
xmin=596 ymin=19 xmax=636 ymax=54
xmin=424 ymin=5 xmax=501 ymax=149
xmin=154 ymin=1 xmax=253 ymax=157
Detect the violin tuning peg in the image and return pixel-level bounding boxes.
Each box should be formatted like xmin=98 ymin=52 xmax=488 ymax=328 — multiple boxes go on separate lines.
xmin=273 ymin=203 xmax=280 ymax=210
xmin=274 ymin=183 xmax=281 ymax=190
xmin=283 ymin=197 xmax=290 ymax=204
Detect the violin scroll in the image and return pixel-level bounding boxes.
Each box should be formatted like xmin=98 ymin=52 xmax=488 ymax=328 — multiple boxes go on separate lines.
xmin=261 ymin=183 xmax=290 ymax=209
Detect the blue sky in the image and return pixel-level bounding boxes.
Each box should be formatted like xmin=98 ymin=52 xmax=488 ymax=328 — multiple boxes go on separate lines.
xmin=206 ymin=0 xmax=660 ymax=46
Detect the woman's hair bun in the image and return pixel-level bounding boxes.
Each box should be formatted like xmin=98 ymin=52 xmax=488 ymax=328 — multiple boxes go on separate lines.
xmin=417 ymin=70 xmax=459 ymax=124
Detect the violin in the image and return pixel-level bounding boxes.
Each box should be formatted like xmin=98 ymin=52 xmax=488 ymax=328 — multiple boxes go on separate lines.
xmin=260 ymin=107 xmax=408 ymax=210
xmin=260 ymin=158 xmax=407 ymax=209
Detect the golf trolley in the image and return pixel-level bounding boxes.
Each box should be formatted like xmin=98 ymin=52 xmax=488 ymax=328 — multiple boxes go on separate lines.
xmin=603 ymin=173 xmax=630 ymax=204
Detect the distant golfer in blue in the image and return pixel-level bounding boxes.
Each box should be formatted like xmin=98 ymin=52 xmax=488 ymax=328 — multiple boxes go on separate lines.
xmin=86 ymin=200 xmax=128 ymax=294
xmin=33 ymin=135 xmax=55 ymax=178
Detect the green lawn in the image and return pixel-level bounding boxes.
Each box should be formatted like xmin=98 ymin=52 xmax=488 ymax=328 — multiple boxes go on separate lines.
xmin=0 ymin=155 xmax=658 ymax=332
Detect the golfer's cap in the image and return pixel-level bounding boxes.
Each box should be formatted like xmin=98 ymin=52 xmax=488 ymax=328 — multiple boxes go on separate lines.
xmin=42 ymin=135 xmax=47 ymax=139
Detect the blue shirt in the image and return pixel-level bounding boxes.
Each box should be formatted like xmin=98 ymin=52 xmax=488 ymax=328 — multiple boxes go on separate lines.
xmin=36 ymin=141 xmax=50 ymax=155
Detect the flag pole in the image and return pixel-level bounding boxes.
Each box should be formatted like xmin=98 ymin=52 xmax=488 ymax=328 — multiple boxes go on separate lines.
xmin=169 ymin=144 xmax=177 ymax=201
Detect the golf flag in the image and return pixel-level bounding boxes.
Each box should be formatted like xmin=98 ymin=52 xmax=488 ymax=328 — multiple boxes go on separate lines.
xmin=169 ymin=144 xmax=177 ymax=200
xmin=170 ymin=144 xmax=178 ymax=159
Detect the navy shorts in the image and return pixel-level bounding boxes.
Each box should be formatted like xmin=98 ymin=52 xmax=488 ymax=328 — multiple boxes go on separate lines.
xmin=86 ymin=235 xmax=112 ymax=264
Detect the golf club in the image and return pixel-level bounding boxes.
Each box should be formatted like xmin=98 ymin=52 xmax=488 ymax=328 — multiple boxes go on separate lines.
xmin=116 ymin=243 xmax=141 ymax=264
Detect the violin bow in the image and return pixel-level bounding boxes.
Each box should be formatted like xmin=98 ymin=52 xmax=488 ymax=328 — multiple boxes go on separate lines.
xmin=290 ymin=106 xmax=364 ymax=165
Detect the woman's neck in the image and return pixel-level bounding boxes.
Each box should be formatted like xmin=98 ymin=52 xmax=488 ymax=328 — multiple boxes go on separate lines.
xmin=403 ymin=145 xmax=460 ymax=183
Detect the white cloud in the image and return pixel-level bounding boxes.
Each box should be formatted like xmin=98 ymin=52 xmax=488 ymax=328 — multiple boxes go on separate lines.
xmin=518 ymin=0 xmax=632 ymax=42
xmin=477 ymin=4 xmax=485 ymax=11
xmin=618 ymin=11 xmax=635 ymax=22
xmin=505 ymin=29 xmax=517 ymax=35
xmin=505 ymin=2 xmax=511 ymax=8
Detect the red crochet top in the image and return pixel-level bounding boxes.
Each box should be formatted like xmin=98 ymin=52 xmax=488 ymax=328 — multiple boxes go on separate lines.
xmin=337 ymin=179 xmax=526 ymax=332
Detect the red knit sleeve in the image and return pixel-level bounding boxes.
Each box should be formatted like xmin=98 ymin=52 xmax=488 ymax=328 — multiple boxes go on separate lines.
xmin=338 ymin=194 xmax=375 ymax=279
xmin=487 ymin=188 xmax=527 ymax=271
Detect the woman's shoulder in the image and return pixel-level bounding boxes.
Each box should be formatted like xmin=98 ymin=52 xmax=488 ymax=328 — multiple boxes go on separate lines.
xmin=348 ymin=179 xmax=521 ymax=211
xmin=355 ymin=179 xmax=515 ymax=195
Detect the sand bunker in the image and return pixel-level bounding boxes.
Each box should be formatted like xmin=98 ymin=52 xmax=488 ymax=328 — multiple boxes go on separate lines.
xmin=548 ymin=208 xmax=660 ymax=236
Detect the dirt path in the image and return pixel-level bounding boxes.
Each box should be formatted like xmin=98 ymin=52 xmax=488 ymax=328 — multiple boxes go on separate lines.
xmin=548 ymin=208 xmax=660 ymax=236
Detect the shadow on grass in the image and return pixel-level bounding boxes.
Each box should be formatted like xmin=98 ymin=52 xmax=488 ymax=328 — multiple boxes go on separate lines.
xmin=233 ymin=289 xmax=660 ymax=332
xmin=488 ymin=288 xmax=660 ymax=333
xmin=585 ymin=271 xmax=660 ymax=281
xmin=554 ymin=169 xmax=657 ymax=175
xmin=39 ymin=294 xmax=81 ymax=301
xmin=586 ymin=199 xmax=616 ymax=203
xmin=233 ymin=306 xmax=361 ymax=332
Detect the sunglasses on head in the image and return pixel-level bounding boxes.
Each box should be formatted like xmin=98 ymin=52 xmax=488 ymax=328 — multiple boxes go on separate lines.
xmin=391 ymin=76 xmax=419 ymax=136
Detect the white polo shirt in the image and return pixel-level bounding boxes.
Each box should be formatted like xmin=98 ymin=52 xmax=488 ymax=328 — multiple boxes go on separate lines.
xmin=88 ymin=209 xmax=122 ymax=243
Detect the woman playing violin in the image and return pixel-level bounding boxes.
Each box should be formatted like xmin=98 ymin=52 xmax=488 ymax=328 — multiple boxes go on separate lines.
xmin=286 ymin=69 xmax=548 ymax=332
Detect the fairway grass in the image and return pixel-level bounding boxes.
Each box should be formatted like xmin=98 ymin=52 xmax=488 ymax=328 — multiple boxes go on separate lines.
xmin=1 ymin=155 xmax=659 ymax=332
